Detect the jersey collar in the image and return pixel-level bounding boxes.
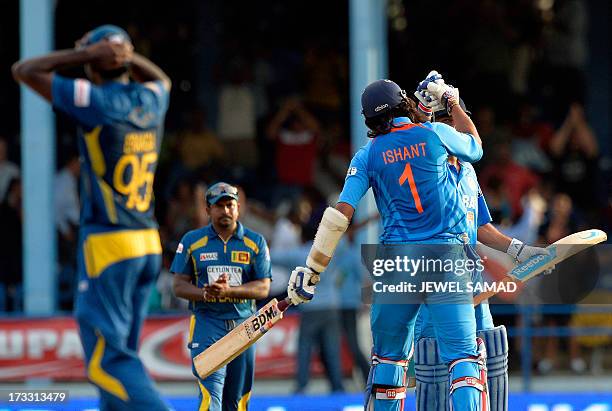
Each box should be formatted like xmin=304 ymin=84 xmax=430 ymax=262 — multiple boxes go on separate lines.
xmin=205 ymin=221 xmax=245 ymax=241
xmin=392 ymin=116 xmax=412 ymax=127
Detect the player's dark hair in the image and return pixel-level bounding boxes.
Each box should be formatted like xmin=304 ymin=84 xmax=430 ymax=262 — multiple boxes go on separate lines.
xmin=365 ymin=98 xmax=420 ymax=138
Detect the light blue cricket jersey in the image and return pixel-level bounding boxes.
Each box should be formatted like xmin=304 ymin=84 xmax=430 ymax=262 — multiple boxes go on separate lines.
xmin=448 ymin=161 xmax=492 ymax=244
xmin=339 ymin=117 xmax=483 ymax=243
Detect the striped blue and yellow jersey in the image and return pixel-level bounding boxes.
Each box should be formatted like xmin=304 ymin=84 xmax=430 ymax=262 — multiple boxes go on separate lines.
xmin=52 ymin=75 xmax=169 ymax=229
xmin=169 ymin=222 xmax=272 ymax=320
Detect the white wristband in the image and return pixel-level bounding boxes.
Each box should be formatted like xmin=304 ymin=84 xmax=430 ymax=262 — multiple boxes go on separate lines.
xmin=506 ymin=238 xmax=525 ymax=260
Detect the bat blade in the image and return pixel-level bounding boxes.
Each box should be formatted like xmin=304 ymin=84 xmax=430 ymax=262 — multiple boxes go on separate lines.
xmin=474 ymin=229 xmax=607 ymax=306
xmin=193 ymin=298 xmax=290 ymax=379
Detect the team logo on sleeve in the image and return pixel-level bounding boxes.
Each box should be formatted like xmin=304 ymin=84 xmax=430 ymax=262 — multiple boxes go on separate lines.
xmin=200 ymin=252 xmax=218 ymax=261
xmin=264 ymin=245 xmax=270 ymax=262
xmin=176 ymin=243 xmax=184 ymax=254
xmin=231 ymin=251 xmax=250 ymax=264
xmin=346 ymin=167 xmax=357 ymax=177
xmin=74 ymin=79 xmax=91 ymax=107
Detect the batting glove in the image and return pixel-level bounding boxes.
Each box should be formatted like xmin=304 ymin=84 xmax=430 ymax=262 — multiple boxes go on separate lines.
xmin=426 ymin=81 xmax=460 ymax=116
xmin=287 ymin=266 xmax=320 ymax=305
xmin=414 ymin=71 xmax=445 ymax=116
xmin=507 ymin=238 xmax=555 ymax=274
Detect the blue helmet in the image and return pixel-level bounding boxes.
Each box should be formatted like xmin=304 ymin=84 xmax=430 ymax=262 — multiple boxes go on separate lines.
xmin=80 ymin=24 xmax=131 ymax=48
xmin=361 ymin=79 xmax=407 ymax=119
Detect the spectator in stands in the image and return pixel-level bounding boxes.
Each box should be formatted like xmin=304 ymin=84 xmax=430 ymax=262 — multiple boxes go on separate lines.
xmin=237 ymin=186 xmax=276 ymax=242
xmin=549 ymin=103 xmax=600 ymax=215
xmin=510 ymin=100 xmax=553 ymax=173
xmin=472 ymin=106 xmax=511 ymax=169
xmin=0 ymin=137 xmax=19 ymax=204
xmin=273 ymin=223 xmax=344 ymax=394
xmin=0 ymin=178 xmax=23 ymax=311
xmin=217 ymin=58 xmax=258 ymax=168
xmin=267 ymin=97 xmax=320 ymax=188
xmin=177 ymin=108 xmax=225 ymax=173
xmin=480 ymin=141 xmax=539 ymax=219
xmin=536 ymin=193 xmax=577 ymax=374
xmin=270 ymin=196 xmax=312 ymax=253
xmin=165 ymin=180 xmax=198 ymax=249
xmin=55 ymin=154 xmax=80 ymax=311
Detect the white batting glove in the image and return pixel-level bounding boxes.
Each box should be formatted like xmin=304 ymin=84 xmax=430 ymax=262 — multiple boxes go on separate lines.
xmin=414 ymin=71 xmax=445 ymax=116
xmin=507 ymin=238 xmax=555 ymax=274
xmin=287 ymin=266 xmax=320 ymax=305
xmin=426 ymin=82 xmax=460 ymax=115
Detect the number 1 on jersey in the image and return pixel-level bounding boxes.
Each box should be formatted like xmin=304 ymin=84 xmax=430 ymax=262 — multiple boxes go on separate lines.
xmin=398 ymin=163 xmax=424 ymax=214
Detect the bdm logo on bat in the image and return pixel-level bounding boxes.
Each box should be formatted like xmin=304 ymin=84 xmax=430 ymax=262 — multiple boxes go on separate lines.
xmin=245 ymin=305 xmax=280 ymax=339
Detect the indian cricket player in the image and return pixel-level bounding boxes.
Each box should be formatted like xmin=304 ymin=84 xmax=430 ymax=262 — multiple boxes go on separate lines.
xmin=284 ymin=74 xmax=494 ymax=410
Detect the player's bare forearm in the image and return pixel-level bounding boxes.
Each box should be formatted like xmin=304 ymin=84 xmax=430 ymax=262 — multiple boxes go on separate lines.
xmin=172 ymin=274 xmax=205 ymax=301
xmin=221 ymin=278 xmax=271 ymax=300
xmin=477 ymin=223 xmax=511 ymax=252
xmin=451 ymin=105 xmax=481 ymax=145
xmin=335 ymin=202 xmax=355 ymax=221
xmin=12 ymin=49 xmax=92 ymax=101
xmin=130 ymin=53 xmax=172 ymax=91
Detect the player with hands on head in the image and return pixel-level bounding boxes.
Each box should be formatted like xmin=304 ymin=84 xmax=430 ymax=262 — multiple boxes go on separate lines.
xmin=287 ymin=75 xmax=490 ymax=410
xmin=13 ymin=24 xmax=171 ymax=411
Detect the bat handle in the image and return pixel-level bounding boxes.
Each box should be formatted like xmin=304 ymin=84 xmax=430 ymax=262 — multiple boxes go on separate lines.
xmin=277 ymin=298 xmax=292 ymax=311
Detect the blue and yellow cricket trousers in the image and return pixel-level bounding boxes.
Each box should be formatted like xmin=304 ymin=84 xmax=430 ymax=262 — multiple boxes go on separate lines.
xmin=74 ymin=225 xmax=169 ymax=411
xmin=189 ymin=312 xmax=254 ymax=411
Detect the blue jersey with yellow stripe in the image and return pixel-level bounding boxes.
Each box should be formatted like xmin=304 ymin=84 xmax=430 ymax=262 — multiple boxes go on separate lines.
xmin=170 ymin=222 xmax=272 ymax=320
xmin=339 ymin=117 xmax=483 ymax=243
xmin=52 ymin=75 xmax=169 ymax=229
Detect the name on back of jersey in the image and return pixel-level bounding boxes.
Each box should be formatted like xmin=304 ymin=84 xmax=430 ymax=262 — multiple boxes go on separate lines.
xmin=382 ymin=143 xmax=427 ymax=164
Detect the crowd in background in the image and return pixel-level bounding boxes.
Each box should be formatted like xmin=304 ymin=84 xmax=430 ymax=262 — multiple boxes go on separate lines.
xmin=1 ymin=0 xmax=611 ymax=385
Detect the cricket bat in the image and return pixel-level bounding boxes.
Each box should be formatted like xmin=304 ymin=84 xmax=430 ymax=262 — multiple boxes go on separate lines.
xmin=474 ymin=229 xmax=607 ymax=306
xmin=193 ymin=297 xmax=291 ymax=379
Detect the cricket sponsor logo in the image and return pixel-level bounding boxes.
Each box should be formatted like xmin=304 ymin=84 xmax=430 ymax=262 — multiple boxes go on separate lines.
xmin=199 ymin=252 xmax=218 ymax=261
xmin=386 ymin=389 xmax=397 ymax=399
xmin=462 ymin=194 xmax=477 ymax=209
xmin=580 ymin=230 xmax=598 ymax=240
xmin=346 ymin=167 xmax=357 ymax=177
xmin=231 ymin=251 xmax=250 ymax=264
xmin=176 ymin=243 xmax=183 ymax=254
xmin=207 ymin=266 xmax=243 ymax=286
xmin=510 ymin=247 xmax=557 ymax=280
xmin=250 ymin=305 xmax=280 ymax=335
xmin=465 ymin=377 xmax=477 ymax=386
xmin=375 ymin=103 xmax=389 ymax=112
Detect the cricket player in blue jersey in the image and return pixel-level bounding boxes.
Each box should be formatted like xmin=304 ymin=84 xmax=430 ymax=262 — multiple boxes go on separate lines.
xmin=285 ymin=74 xmax=495 ymax=410
xmin=13 ymin=25 xmax=171 ymax=410
xmin=170 ymin=182 xmax=271 ymax=411
xmin=412 ymin=90 xmax=552 ymax=411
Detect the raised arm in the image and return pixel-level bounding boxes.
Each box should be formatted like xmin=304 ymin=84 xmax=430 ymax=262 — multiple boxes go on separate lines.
xmin=130 ymin=52 xmax=172 ymax=91
xmin=12 ymin=41 xmax=131 ymax=102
